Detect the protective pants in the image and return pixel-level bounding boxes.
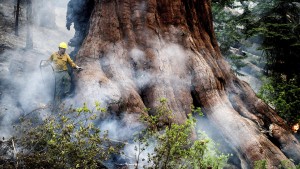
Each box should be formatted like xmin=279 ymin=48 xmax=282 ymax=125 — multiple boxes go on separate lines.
xmin=54 ymin=71 xmax=71 ymax=106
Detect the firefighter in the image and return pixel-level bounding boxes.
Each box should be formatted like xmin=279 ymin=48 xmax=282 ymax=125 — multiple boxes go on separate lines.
xmin=42 ymin=42 xmax=82 ymax=102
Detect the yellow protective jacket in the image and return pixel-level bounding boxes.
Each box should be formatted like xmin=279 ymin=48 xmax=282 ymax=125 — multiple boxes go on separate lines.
xmin=49 ymin=52 xmax=77 ymax=71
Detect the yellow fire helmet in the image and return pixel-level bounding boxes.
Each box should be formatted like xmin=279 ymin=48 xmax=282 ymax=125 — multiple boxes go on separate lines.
xmin=59 ymin=42 xmax=68 ymax=49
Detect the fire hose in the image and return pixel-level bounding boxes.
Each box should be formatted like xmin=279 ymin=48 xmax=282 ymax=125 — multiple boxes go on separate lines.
xmin=19 ymin=60 xmax=56 ymax=117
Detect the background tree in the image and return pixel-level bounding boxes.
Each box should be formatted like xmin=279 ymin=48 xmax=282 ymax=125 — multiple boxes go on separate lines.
xmin=70 ymin=0 xmax=300 ymax=168
xmin=243 ymin=0 xmax=300 ymax=125
xmin=212 ymin=0 xmax=300 ymax=126
xmin=245 ymin=0 xmax=300 ymax=80
xmin=212 ymin=1 xmax=248 ymax=76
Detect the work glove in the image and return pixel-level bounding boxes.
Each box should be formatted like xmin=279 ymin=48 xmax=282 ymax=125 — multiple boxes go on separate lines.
xmin=76 ymin=66 xmax=83 ymax=71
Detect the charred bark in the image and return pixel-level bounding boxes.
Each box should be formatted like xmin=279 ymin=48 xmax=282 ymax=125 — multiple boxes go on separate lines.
xmin=72 ymin=0 xmax=300 ymax=168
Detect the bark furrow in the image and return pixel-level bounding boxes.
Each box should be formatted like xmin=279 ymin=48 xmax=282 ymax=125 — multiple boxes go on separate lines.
xmin=73 ymin=0 xmax=300 ymax=167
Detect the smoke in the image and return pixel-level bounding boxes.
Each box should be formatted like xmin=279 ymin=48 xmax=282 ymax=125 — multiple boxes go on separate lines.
xmin=122 ymin=140 xmax=155 ymax=168
xmin=82 ymin=39 xmax=191 ymax=108
xmin=130 ymin=48 xmax=146 ymax=67
xmin=0 ymin=0 xmax=74 ymax=139
xmin=196 ymin=114 xmax=241 ymax=167
xmin=96 ymin=39 xmax=208 ymax=167
xmin=131 ymin=41 xmax=191 ymax=91
xmin=65 ymin=34 xmax=195 ymax=166
xmin=0 ymin=49 xmax=54 ymax=138
xmin=232 ymin=47 xmax=265 ymax=93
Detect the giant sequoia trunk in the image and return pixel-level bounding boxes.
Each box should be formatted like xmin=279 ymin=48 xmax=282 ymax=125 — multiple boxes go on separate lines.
xmin=72 ymin=0 xmax=300 ymax=168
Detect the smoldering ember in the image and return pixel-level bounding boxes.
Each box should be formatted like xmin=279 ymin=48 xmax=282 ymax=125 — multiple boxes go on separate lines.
xmin=0 ymin=0 xmax=299 ymax=168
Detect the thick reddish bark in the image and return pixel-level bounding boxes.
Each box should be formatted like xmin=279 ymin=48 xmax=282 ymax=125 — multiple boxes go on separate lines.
xmin=73 ymin=0 xmax=300 ymax=167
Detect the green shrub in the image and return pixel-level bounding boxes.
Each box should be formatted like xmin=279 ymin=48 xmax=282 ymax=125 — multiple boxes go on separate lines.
xmin=13 ymin=102 xmax=123 ymax=168
xmin=258 ymin=77 xmax=300 ymax=125
xmin=6 ymin=99 xmax=229 ymax=169
xmin=254 ymin=160 xmax=267 ymax=169
xmin=135 ymin=98 xmax=229 ymax=169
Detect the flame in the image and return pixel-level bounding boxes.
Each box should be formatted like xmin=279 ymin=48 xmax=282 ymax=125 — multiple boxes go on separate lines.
xmin=292 ymin=123 xmax=299 ymax=133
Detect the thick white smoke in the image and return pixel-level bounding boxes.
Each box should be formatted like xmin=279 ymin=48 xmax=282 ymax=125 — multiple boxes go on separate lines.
xmin=0 ymin=0 xmax=74 ymax=139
